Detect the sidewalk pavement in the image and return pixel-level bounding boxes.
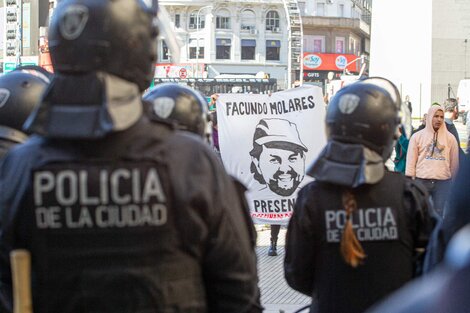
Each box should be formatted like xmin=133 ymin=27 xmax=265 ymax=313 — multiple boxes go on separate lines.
xmin=256 ymin=225 xmax=310 ymax=313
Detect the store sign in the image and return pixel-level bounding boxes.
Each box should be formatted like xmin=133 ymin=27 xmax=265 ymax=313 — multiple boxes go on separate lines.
xmin=3 ymin=56 xmax=38 ymax=73
xmin=154 ymin=63 xmax=205 ymax=79
xmin=305 ymin=71 xmax=322 ymax=79
xmin=303 ymin=54 xmax=322 ymax=69
xmin=303 ymin=53 xmax=359 ymax=72
xmin=335 ymin=55 xmax=348 ymax=69
xmin=303 ymin=71 xmax=342 ymax=80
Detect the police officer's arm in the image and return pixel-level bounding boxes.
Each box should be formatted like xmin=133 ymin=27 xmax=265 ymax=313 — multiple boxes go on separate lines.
xmin=405 ymin=135 xmax=418 ymax=178
xmin=404 ymin=179 xmax=438 ymax=275
xmin=284 ymin=186 xmax=317 ymax=295
xmin=200 ymin=151 xmax=260 ymax=313
xmin=0 ymin=154 xmax=21 ymax=313
xmin=0 ymin=244 xmax=13 ymax=313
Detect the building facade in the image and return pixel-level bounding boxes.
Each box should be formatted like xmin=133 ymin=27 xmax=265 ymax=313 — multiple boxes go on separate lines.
xmin=370 ymin=0 xmax=470 ymax=118
xmin=159 ymin=0 xmax=289 ymax=90
xmin=299 ymin=0 xmax=372 ymax=91
xmin=432 ymin=0 xmax=470 ymax=104
xmin=160 ymin=0 xmax=372 ymax=93
xmin=0 ymin=0 xmax=50 ymax=73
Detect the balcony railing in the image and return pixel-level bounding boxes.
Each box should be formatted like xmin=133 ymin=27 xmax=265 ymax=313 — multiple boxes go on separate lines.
xmin=302 ymin=16 xmax=370 ymax=36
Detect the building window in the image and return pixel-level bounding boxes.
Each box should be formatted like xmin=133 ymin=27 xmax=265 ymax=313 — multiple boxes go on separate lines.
xmin=299 ymin=2 xmax=306 ymax=15
xmin=216 ymin=38 xmax=231 ymax=59
xmin=266 ymin=40 xmax=280 ymax=61
xmin=162 ymin=40 xmax=169 ymax=60
xmin=241 ymin=39 xmax=256 ymax=60
xmin=349 ymin=37 xmax=357 ymax=54
xmin=189 ymin=11 xmax=205 ymax=30
xmin=314 ymin=39 xmax=323 ymax=52
xmin=303 ymin=35 xmax=325 ymax=53
xmin=336 ymin=37 xmax=345 ymax=53
xmin=339 ymin=4 xmax=344 ymax=17
xmin=216 ymin=9 xmax=231 ymax=29
xmin=266 ymin=10 xmax=280 ymax=31
xmin=241 ymin=9 xmax=256 ymax=31
xmin=175 ymin=14 xmax=180 ymax=28
xmin=189 ymin=39 xmax=204 ymax=59
xmin=317 ymin=3 xmax=325 ymax=16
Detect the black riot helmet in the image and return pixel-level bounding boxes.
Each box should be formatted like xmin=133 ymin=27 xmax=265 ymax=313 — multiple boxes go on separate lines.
xmin=326 ymin=78 xmax=401 ymax=159
xmin=143 ymin=83 xmax=209 ymax=137
xmin=48 ymin=0 xmax=158 ymax=91
xmin=0 ymin=70 xmax=49 ymax=143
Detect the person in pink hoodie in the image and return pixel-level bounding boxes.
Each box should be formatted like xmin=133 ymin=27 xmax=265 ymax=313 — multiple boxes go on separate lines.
xmin=405 ymin=105 xmax=459 ymax=216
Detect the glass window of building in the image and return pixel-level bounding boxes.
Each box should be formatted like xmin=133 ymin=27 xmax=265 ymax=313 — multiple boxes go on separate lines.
xmin=216 ymin=9 xmax=231 ymax=29
xmin=336 ymin=37 xmax=345 ymax=53
xmin=317 ymin=3 xmax=325 ymax=16
xmin=266 ymin=40 xmax=280 ymax=61
xmin=175 ymin=14 xmax=180 ymax=28
xmin=349 ymin=37 xmax=357 ymax=54
xmin=241 ymin=39 xmax=256 ymax=60
xmin=216 ymin=38 xmax=231 ymax=59
xmin=189 ymin=11 xmax=205 ymax=30
xmin=189 ymin=39 xmax=204 ymax=59
xmin=241 ymin=9 xmax=256 ymax=31
xmin=303 ymin=35 xmax=325 ymax=53
xmin=339 ymin=4 xmax=344 ymax=17
xmin=161 ymin=40 xmax=169 ymax=61
xmin=266 ymin=10 xmax=280 ymax=31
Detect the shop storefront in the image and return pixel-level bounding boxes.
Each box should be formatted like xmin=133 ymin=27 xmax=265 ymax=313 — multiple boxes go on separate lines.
xmin=303 ymin=53 xmax=360 ymax=89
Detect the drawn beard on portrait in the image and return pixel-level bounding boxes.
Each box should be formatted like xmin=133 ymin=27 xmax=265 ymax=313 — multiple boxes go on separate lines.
xmin=267 ymin=168 xmax=303 ymax=196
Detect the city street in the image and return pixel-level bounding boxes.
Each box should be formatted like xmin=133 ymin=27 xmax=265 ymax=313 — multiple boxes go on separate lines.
xmin=256 ymin=225 xmax=309 ymax=313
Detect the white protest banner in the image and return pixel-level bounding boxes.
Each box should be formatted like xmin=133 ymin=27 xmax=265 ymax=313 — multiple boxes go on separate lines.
xmin=217 ymin=86 xmax=327 ymax=225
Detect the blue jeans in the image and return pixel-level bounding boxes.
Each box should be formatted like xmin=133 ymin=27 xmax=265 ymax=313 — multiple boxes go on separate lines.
xmin=416 ymin=178 xmax=452 ymax=217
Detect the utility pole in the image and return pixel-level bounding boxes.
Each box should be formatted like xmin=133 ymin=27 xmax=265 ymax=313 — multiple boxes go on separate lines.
xmin=16 ymin=0 xmax=23 ymax=66
xmin=465 ymin=39 xmax=468 ymax=78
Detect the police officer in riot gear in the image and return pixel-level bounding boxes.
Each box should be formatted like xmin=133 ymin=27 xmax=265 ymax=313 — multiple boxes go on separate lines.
xmin=365 ymin=155 xmax=470 ymax=313
xmin=0 ymin=69 xmax=49 ymax=158
xmin=143 ymin=83 xmax=209 ymax=138
xmin=0 ymin=1 xmax=260 ymax=313
xmin=144 ymin=83 xmax=260 ymax=258
xmin=284 ymin=78 xmax=435 ymax=313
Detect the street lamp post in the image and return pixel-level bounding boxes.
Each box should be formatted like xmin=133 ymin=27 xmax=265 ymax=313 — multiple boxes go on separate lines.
xmin=464 ymin=39 xmax=468 ymax=78
xmin=342 ymin=55 xmax=365 ymax=76
xmin=195 ymin=6 xmax=212 ymax=79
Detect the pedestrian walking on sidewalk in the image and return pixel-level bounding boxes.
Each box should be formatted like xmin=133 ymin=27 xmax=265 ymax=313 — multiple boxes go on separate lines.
xmin=284 ymin=78 xmax=435 ymax=313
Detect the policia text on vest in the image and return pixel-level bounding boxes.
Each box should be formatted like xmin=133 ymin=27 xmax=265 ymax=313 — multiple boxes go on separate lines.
xmin=33 ymin=164 xmax=168 ymax=229
xmin=325 ymin=207 xmax=398 ymax=242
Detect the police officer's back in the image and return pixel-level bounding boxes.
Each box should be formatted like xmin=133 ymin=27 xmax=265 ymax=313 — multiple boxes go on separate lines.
xmin=0 ymin=1 xmax=259 ymax=313
xmin=284 ymin=79 xmax=435 ymax=313
xmin=365 ymin=224 xmax=470 ymax=313
xmin=143 ymin=83 xmax=259 ymax=248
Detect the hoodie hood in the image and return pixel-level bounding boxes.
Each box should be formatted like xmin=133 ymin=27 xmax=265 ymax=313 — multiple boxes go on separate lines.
xmin=425 ymin=105 xmax=446 ymax=134
xmin=424 ymin=105 xmax=451 ymax=158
